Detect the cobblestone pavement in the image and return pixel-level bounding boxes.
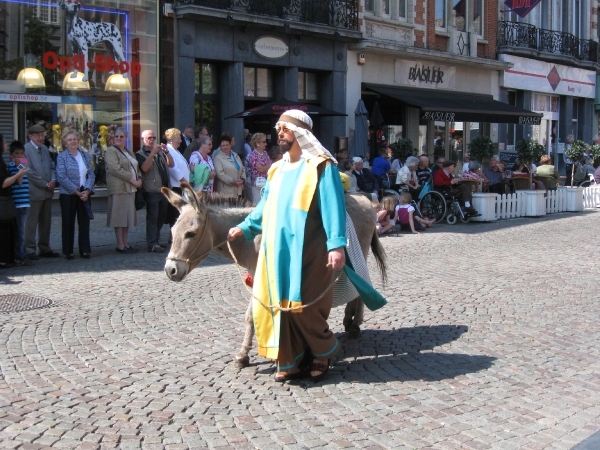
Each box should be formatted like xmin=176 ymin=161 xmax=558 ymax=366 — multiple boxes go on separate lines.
xmin=1 ymin=209 xmax=600 ymax=449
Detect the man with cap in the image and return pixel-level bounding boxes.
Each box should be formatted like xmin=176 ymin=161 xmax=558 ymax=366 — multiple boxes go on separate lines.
xmin=24 ymin=124 xmax=59 ymax=259
xmin=227 ymin=110 xmax=385 ymax=383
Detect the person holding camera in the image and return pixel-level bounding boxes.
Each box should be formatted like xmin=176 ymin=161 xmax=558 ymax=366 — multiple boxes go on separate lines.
xmin=136 ymin=130 xmax=174 ymax=253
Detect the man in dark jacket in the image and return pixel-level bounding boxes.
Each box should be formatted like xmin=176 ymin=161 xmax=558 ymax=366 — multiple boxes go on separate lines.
xmin=352 ymin=157 xmax=378 ymax=200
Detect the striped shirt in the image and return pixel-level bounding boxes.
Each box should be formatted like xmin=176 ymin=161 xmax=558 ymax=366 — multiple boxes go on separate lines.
xmin=7 ymin=162 xmax=30 ymax=208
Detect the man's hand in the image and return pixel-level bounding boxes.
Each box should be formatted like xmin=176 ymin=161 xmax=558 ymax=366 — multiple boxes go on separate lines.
xmin=328 ymin=248 xmax=345 ymax=271
xmin=228 ymin=227 xmax=243 ymax=241
xmin=47 ymin=180 xmax=56 ymax=190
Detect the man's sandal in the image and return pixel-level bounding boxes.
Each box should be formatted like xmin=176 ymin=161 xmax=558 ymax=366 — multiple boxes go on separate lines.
xmin=310 ymin=360 xmax=330 ymax=382
xmin=274 ymin=369 xmax=309 ymax=383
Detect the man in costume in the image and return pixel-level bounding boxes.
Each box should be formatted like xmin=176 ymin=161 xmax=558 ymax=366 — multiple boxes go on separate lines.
xmin=228 ymin=110 xmax=385 ymax=383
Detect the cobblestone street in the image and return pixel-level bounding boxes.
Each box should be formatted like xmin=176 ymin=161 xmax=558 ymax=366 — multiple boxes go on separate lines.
xmin=1 ymin=210 xmax=599 ymax=449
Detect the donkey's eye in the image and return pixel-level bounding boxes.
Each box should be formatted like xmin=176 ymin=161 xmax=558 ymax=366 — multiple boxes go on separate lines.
xmin=184 ymin=231 xmax=197 ymax=239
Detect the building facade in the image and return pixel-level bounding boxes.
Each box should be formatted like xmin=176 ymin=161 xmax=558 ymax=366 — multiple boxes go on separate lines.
xmin=496 ymin=0 xmax=600 ymax=172
xmin=346 ymin=0 xmax=540 ymax=164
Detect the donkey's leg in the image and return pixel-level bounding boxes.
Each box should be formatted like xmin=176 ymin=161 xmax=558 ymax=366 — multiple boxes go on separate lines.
xmin=343 ymin=298 xmax=358 ymax=332
xmin=235 ymin=299 xmax=254 ymax=367
xmin=348 ymin=298 xmax=365 ymax=339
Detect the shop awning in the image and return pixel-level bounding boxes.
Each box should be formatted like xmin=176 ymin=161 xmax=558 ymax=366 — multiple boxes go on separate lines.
xmin=365 ymin=84 xmax=542 ymax=125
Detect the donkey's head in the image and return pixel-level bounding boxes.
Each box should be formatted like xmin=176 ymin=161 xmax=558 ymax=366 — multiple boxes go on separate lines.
xmin=59 ymin=0 xmax=81 ymax=13
xmin=162 ymin=182 xmax=213 ymax=282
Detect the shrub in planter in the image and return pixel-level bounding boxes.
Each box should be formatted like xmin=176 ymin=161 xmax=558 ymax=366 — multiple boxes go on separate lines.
xmin=588 ymin=144 xmax=600 ymax=163
xmin=467 ymin=135 xmax=495 ymax=163
xmin=389 ymin=138 xmax=416 ymax=162
xmin=516 ymin=139 xmax=545 ymax=164
xmin=564 ymin=139 xmax=587 ymax=163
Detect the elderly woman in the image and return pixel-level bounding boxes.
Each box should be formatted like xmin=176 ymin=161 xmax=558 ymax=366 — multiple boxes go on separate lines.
xmin=55 ymin=131 xmax=95 ymax=260
xmin=164 ymin=128 xmax=191 ymax=228
xmin=462 ymin=161 xmax=487 ymax=181
xmin=395 ymin=155 xmax=420 ymax=190
xmin=105 ymin=127 xmax=141 ymax=253
xmin=535 ymin=154 xmax=560 ymax=190
xmin=214 ymin=132 xmax=246 ymax=198
xmin=189 ymin=135 xmax=215 ymax=192
xmin=243 ymin=132 xmax=272 ymax=204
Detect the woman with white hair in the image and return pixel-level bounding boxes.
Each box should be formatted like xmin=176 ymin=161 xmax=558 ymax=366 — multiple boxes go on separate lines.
xmin=395 ymin=155 xmax=420 ymax=190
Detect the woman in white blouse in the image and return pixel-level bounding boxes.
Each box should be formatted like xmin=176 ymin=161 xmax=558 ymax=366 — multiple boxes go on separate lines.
xmin=164 ymin=128 xmax=190 ymax=228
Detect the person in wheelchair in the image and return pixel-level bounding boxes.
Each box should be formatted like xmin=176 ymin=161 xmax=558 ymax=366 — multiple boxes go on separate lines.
xmin=433 ymin=160 xmax=479 ymax=216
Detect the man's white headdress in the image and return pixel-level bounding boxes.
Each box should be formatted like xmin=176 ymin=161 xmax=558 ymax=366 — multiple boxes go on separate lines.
xmin=276 ymin=109 xmax=337 ymax=164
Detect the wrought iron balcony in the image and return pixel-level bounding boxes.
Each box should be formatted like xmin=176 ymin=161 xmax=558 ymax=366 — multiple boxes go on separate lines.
xmin=176 ymin=0 xmax=359 ymax=30
xmin=497 ymin=21 xmax=599 ymax=64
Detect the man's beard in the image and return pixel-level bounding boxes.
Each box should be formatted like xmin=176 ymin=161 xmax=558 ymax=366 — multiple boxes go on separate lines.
xmin=278 ymin=138 xmax=293 ymax=154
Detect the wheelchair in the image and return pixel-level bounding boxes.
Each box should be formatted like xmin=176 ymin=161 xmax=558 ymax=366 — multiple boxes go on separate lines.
xmin=417 ymin=185 xmax=474 ymax=225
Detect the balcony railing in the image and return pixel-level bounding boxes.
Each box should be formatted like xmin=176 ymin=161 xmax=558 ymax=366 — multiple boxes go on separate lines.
xmin=176 ymin=0 xmax=359 ymax=30
xmin=497 ymin=21 xmax=599 ymax=64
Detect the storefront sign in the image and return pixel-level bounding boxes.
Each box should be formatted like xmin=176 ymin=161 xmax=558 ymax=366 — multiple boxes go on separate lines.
xmin=501 ymin=54 xmax=595 ymax=98
xmin=42 ymin=51 xmax=141 ymax=77
xmin=422 ymin=111 xmax=456 ymax=121
xmin=518 ymin=115 xmax=541 ymax=125
xmin=395 ymin=60 xmax=456 ymax=89
xmin=0 ymin=93 xmax=61 ymax=103
xmin=254 ymin=36 xmax=288 ymax=60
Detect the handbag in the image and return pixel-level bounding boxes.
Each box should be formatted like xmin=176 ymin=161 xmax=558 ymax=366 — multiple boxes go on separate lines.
xmin=135 ymin=190 xmax=146 ymax=210
xmin=0 ymin=196 xmax=17 ymax=222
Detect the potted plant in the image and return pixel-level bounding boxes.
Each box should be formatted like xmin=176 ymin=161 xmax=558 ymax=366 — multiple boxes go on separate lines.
xmin=516 ymin=139 xmax=545 ymax=165
xmin=588 ymin=143 xmax=600 ymax=163
xmin=467 ymin=135 xmax=495 ymax=163
xmin=564 ymin=139 xmax=586 ymax=163
xmin=389 ymin=138 xmax=416 ymax=162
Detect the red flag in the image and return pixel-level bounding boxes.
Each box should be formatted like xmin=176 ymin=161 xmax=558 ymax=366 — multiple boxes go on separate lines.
xmin=503 ymin=0 xmax=542 ymax=18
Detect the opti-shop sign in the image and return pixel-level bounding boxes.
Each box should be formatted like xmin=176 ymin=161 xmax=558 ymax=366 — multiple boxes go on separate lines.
xmin=396 ymin=60 xmax=456 ymax=89
xmin=254 ymin=36 xmax=288 ymax=59
xmin=42 ymin=51 xmax=141 ymax=77
xmin=0 ymin=93 xmax=61 ymax=103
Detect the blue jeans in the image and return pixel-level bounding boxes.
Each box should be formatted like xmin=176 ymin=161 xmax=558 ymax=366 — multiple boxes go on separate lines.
xmin=14 ymin=207 xmax=28 ymax=260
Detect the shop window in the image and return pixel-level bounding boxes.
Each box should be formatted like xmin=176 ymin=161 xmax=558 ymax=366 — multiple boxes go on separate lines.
xmin=31 ymin=0 xmax=59 ymax=25
xmin=244 ymin=66 xmax=273 ymax=99
xmin=298 ymin=71 xmax=319 ymax=101
xmin=194 ymin=63 xmax=218 ymax=135
xmin=435 ymin=0 xmax=446 ymax=28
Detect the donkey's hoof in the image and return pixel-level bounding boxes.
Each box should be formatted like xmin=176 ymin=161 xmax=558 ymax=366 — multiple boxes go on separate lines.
xmin=348 ymin=325 xmax=361 ymax=339
xmin=235 ymin=356 xmax=250 ymax=368
xmin=343 ymin=318 xmax=352 ymax=332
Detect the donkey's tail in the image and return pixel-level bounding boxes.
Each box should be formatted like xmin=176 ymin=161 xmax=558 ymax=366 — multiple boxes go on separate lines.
xmin=370 ymin=229 xmax=387 ymax=284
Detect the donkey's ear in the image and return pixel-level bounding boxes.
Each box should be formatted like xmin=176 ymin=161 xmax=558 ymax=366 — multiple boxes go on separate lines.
xmin=181 ymin=181 xmax=205 ymax=216
xmin=161 ymin=187 xmax=186 ymax=211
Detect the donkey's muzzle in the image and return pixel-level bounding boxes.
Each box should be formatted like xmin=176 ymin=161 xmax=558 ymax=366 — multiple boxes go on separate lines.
xmin=164 ymin=258 xmax=189 ymax=282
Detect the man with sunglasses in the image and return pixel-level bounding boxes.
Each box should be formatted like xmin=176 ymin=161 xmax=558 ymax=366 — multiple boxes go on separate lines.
xmin=136 ymin=130 xmax=174 ymax=253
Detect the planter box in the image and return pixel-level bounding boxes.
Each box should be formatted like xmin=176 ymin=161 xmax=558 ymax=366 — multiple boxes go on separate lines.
xmin=560 ymin=187 xmax=584 ymax=211
xmin=471 ymin=193 xmax=498 ymax=222
xmin=524 ymin=190 xmax=546 ymax=216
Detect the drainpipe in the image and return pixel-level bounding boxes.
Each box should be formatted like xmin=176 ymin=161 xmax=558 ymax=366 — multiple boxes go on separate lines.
xmin=156 ymin=1 xmax=162 ymax=134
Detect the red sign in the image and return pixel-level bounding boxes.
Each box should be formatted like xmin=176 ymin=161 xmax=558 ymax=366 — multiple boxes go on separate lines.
xmin=503 ymin=0 xmax=542 ymax=18
xmin=42 ymin=51 xmax=141 ymax=77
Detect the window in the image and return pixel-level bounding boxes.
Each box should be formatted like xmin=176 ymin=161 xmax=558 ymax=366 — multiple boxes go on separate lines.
xmin=435 ymin=0 xmax=446 ymax=28
xmin=382 ymin=0 xmax=390 ymax=15
xmin=399 ymin=0 xmax=406 ymax=18
xmin=453 ymin=0 xmax=465 ymax=32
xmin=194 ymin=63 xmax=218 ymax=135
xmin=31 ymin=0 xmax=59 ymax=24
xmin=365 ymin=0 xmax=374 ymax=13
xmin=298 ymin=71 xmax=319 ymax=101
xmin=474 ymin=0 xmax=483 ymax=36
xmin=244 ymin=66 xmax=273 ymax=99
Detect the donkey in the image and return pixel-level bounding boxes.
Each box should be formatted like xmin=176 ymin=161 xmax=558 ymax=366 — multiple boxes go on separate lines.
xmin=162 ymin=182 xmax=386 ymax=367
